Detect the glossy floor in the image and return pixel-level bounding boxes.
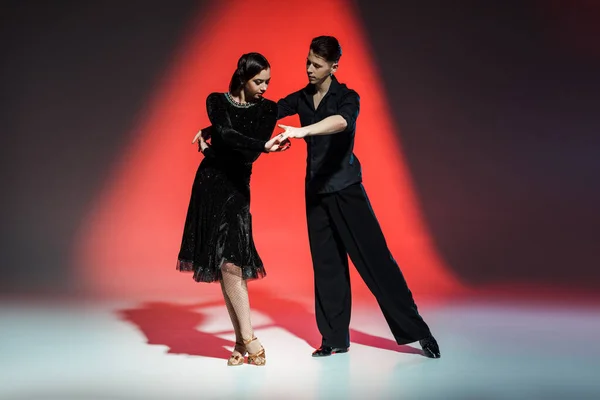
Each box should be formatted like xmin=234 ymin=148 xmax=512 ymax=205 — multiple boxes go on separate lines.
xmin=1 ymin=293 xmax=598 ymax=400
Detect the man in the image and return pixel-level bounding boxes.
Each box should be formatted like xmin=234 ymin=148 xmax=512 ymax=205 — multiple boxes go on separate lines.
xmin=195 ymin=36 xmax=440 ymax=358
xmin=276 ymin=36 xmax=440 ymax=358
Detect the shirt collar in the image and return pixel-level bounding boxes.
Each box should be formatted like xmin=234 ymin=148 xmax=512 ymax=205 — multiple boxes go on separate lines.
xmin=303 ymin=74 xmax=341 ymax=96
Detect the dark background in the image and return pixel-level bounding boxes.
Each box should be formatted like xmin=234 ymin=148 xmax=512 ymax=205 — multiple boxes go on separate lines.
xmin=2 ymin=0 xmax=599 ymax=295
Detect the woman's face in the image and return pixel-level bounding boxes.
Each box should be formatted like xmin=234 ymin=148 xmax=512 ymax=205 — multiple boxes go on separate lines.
xmin=244 ymin=68 xmax=271 ymax=100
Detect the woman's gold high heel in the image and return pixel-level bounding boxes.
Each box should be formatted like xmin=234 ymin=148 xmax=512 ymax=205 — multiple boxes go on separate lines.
xmin=227 ymin=341 xmax=247 ymax=366
xmin=244 ymin=337 xmax=266 ymax=366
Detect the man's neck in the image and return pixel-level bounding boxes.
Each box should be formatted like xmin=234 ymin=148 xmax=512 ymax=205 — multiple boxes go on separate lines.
xmin=315 ymin=75 xmax=333 ymax=95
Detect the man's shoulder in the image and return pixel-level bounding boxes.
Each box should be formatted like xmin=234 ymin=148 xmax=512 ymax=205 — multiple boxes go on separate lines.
xmin=336 ymin=81 xmax=359 ymax=97
xmin=282 ymin=87 xmax=307 ymax=99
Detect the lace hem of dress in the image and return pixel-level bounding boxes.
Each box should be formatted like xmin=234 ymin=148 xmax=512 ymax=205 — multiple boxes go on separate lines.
xmin=176 ymin=258 xmax=267 ymax=283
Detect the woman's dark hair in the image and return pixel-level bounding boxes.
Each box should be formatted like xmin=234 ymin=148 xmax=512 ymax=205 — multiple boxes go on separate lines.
xmin=229 ymin=52 xmax=270 ymax=93
xmin=310 ymin=36 xmax=342 ymax=63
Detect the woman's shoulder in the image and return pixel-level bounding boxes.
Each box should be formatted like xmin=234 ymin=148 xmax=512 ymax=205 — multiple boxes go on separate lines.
xmin=206 ymin=93 xmax=229 ymax=114
xmin=207 ymin=92 xmax=226 ymax=103
xmin=259 ymin=98 xmax=278 ymax=114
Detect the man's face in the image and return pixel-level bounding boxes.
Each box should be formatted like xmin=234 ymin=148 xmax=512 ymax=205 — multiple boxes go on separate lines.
xmin=306 ymin=49 xmax=338 ymax=85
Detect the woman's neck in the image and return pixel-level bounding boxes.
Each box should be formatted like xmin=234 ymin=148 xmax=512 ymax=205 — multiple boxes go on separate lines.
xmin=230 ymin=90 xmax=247 ymax=104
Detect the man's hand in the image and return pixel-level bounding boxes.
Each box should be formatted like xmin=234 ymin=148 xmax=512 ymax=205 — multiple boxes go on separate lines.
xmin=278 ymin=124 xmax=309 ymax=140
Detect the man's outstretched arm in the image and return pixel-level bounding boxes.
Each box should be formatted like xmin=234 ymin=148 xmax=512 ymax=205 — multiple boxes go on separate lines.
xmin=278 ymin=91 xmax=359 ymax=139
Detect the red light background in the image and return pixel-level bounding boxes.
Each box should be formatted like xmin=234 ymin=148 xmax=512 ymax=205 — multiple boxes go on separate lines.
xmin=74 ymin=0 xmax=463 ymax=301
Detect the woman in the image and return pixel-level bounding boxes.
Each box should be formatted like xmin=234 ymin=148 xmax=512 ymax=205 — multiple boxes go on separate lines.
xmin=176 ymin=52 xmax=288 ymax=366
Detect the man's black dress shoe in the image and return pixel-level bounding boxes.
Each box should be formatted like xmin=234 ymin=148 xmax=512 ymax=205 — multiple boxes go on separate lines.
xmin=311 ymin=346 xmax=349 ymax=357
xmin=419 ymin=336 xmax=441 ymax=358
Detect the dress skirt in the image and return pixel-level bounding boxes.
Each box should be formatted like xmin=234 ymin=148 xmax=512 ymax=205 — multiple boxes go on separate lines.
xmin=176 ymin=156 xmax=266 ymax=282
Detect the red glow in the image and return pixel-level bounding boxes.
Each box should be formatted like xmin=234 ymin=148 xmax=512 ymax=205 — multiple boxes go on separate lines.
xmin=74 ymin=0 xmax=463 ymax=300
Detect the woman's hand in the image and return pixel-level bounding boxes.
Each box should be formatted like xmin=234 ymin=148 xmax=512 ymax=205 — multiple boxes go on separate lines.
xmin=192 ymin=129 xmax=203 ymax=144
xmin=193 ymin=129 xmax=212 ymax=154
xmin=264 ymin=134 xmax=291 ymax=152
xmin=198 ymin=134 xmax=210 ymax=153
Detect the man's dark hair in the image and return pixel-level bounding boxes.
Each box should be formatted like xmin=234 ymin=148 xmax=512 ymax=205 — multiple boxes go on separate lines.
xmin=310 ymin=36 xmax=342 ymax=63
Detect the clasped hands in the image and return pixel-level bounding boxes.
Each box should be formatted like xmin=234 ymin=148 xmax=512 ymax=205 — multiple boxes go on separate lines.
xmin=262 ymin=124 xmax=307 ymax=152
xmin=191 ymin=124 xmax=306 ymax=154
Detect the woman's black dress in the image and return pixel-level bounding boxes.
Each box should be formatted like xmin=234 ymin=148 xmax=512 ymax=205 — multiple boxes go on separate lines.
xmin=176 ymin=92 xmax=278 ymax=282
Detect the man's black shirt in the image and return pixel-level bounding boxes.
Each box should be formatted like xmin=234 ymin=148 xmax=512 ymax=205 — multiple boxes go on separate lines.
xmin=277 ymin=75 xmax=362 ymax=194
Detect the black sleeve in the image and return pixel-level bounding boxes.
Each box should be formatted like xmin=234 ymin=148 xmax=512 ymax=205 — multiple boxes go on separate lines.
xmin=337 ymin=90 xmax=360 ymax=132
xmin=232 ymin=100 xmax=278 ymax=162
xmin=198 ymin=143 xmax=216 ymax=158
xmin=255 ymin=100 xmax=279 ymax=141
xmin=276 ymin=91 xmax=300 ymax=120
xmin=206 ymin=93 xmax=267 ymax=151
